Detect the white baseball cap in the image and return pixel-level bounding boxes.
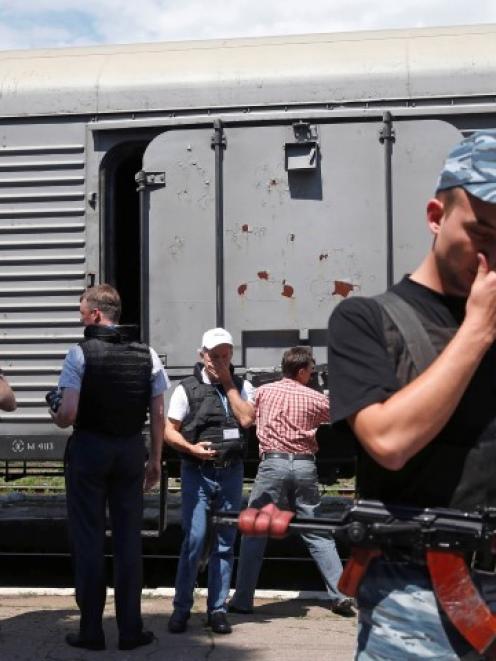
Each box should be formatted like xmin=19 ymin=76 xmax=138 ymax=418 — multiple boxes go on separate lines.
xmin=201 ymin=327 xmax=233 ymax=350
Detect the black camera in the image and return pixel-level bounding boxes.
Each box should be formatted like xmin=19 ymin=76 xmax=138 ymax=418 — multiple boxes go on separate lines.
xmin=45 ymin=387 xmax=63 ymax=413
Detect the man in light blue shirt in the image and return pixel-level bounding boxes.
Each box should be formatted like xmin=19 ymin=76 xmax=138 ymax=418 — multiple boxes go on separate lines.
xmin=51 ymin=283 xmax=170 ymax=652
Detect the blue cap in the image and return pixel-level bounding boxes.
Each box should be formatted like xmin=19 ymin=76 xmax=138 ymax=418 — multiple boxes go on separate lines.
xmin=436 ymin=130 xmax=496 ymax=203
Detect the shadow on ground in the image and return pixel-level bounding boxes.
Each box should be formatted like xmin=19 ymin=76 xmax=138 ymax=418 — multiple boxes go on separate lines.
xmin=0 ymin=607 xmax=267 ymax=660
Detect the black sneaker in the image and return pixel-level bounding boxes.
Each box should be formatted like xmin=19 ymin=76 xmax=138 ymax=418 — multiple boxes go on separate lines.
xmin=228 ymin=603 xmax=253 ymax=615
xmin=168 ymin=610 xmax=189 ymax=634
xmin=207 ymin=611 xmax=232 ymax=634
xmin=119 ymin=630 xmax=155 ymax=650
xmin=65 ymin=632 xmax=106 ymax=651
xmin=331 ymin=598 xmax=356 ymax=617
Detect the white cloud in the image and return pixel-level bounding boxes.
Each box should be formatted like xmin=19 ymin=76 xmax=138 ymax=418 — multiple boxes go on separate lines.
xmin=1 ymin=0 xmax=496 ymax=49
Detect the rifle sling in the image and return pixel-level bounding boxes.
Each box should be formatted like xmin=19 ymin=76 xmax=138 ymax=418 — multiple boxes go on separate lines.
xmin=374 ymin=290 xmax=438 ymax=374
xmin=426 ymin=549 xmax=496 ymax=657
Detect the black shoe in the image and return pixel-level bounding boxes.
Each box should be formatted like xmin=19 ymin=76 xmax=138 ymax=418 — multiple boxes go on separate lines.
xmin=168 ymin=610 xmax=189 ymax=634
xmin=118 ymin=630 xmax=155 ymax=650
xmin=207 ymin=611 xmax=232 ymax=634
xmin=331 ymin=598 xmax=356 ymax=617
xmin=228 ymin=603 xmax=253 ymax=615
xmin=65 ymin=632 xmax=106 ymax=651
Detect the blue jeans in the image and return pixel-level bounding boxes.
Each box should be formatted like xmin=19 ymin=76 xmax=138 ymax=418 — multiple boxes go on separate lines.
xmin=230 ymin=456 xmax=344 ymax=610
xmin=173 ymin=459 xmax=243 ymax=616
xmin=356 ymin=558 xmax=496 ymax=660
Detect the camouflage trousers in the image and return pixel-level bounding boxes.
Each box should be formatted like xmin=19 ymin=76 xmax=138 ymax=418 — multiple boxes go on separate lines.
xmin=356 ymin=557 xmax=496 ymax=660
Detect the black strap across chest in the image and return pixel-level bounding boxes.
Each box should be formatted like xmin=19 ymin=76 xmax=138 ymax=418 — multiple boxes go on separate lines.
xmin=375 ymin=290 xmax=438 ymax=375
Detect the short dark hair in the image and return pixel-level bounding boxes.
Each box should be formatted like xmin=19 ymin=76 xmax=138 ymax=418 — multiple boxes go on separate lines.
xmin=281 ymin=346 xmax=314 ymax=379
xmin=80 ymin=284 xmax=121 ymax=323
xmin=435 ymin=188 xmax=458 ymax=214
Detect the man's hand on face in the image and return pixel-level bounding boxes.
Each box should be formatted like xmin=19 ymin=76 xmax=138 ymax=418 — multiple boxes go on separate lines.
xmin=210 ymin=356 xmax=232 ymax=384
xmin=203 ymin=344 xmax=233 ymax=385
xmin=189 ymin=441 xmax=218 ymax=460
xmin=465 ymin=252 xmax=496 ymax=345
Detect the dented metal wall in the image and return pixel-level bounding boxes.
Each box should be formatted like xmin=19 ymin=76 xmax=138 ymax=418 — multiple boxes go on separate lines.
xmin=143 ymin=119 xmax=463 ymax=370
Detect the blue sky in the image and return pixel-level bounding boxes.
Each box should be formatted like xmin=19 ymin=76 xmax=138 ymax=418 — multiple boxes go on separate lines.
xmin=0 ymin=0 xmax=495 ymax=50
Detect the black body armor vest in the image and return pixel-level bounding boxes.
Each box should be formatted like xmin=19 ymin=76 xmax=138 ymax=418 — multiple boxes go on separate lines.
xmin=76 ymin=325 xmax=152 ymax=436
xmin=180 ymin=362 xmax=245 ymax=460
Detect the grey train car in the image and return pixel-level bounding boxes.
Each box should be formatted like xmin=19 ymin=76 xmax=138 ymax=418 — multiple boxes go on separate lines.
xmin=0 ymin=23 xmax=495 ymax=478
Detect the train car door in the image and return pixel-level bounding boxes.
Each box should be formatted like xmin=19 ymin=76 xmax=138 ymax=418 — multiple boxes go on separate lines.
xmin=139 ymin=118 xmax=462 ymax=370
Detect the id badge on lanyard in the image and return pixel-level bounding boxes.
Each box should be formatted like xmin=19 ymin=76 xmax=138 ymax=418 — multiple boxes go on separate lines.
xmin=223 ymin=427 xmax=240 ymax=440
xmin=214 ymin=386 xmax=241 ymax=440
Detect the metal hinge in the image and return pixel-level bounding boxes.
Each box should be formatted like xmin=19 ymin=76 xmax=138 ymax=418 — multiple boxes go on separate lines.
xmin=379 ymin=111 xmax=396 ymax=144
xmin=135 ymin=170 xmax=166 ymax=190
xmin=292 ymin=121 xmax=318 ymax=142
xmin=211 ymin=119 xmax=227 ymax=149
xmin=86 ymin=272 xmax=96 ymax=288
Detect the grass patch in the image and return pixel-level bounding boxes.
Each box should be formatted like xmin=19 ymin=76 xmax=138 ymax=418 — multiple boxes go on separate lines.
xmin=0 ymin=462 xmax=65 ymax=493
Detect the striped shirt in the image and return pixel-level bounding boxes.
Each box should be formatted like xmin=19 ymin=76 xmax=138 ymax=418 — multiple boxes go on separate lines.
xmin=255 ymin=377 xmax=330 ymax=455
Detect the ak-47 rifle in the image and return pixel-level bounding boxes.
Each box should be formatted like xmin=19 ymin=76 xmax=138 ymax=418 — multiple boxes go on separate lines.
xmin=213 ymin=500 xmax=496 ymax=658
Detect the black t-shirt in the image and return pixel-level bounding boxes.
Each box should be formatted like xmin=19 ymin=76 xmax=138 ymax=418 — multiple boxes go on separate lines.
xmin=327 ymin=276 xmax=496 ymax=508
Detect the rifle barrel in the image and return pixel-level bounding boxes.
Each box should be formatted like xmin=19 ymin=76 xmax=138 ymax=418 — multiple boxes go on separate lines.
xmin=211 ymin=503 xmax=496 ymax=552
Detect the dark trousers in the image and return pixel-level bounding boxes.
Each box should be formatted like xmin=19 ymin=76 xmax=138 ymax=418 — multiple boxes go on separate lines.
xmin=65 ymin=429 xmax=146 ymax=641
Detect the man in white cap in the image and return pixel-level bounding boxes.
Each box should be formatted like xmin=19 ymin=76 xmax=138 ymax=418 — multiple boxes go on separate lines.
xmin=165 ymin=328 xmax=255 ymax=635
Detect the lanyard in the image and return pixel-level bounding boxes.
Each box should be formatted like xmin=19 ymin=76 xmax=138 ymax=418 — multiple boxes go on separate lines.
xmin=214 ymin=386 xmax=230 ymax=416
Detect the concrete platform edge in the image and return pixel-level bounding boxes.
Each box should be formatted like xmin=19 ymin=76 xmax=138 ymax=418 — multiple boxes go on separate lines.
xmin=0 ymin=586 xmax=331 ymax=600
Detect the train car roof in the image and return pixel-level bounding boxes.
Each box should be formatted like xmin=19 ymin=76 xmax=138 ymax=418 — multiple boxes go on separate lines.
xmin=0 ymin=23 xmax=495 ymax=118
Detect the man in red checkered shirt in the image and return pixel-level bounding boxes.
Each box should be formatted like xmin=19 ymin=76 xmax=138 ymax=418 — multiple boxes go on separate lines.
xmin=229 ymin=346 xmax=354 ymax=617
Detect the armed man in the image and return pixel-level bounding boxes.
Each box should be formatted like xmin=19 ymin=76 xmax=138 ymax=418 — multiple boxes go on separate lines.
xmin=50 ymin=284 xmax=170 ymax=652
xmin=328 ymin=130 xmax=496 ymax=659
